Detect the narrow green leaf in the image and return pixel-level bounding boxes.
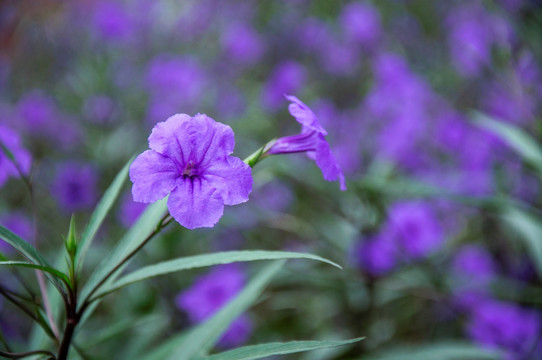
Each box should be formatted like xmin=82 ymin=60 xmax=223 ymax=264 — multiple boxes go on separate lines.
xmin=503 ymin=207 xmax=542 ymax=277
xmin=167 ymin=260 xmax=284 ymax=360
xmin=473 ymin=112 xmax=542 ymax=175
xmin=78 ymin=197 xmax=168 ymax=312
xmin=364 ymin=341 xmax=502 ymax=360
xmin=0 ymin=261 xmax=69 ymax=284
xmin=198 ymin=338 xmax=364 ymax=360
xmin=75 ymin=157 xmax=133 ymax=272
xmin=0 ymin=226 xmax=50 ymax=266
xmin=93 ymin=250 xmax=341 ymax=300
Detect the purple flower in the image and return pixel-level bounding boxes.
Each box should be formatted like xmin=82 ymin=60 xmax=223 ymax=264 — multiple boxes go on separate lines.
xmin=452 ymin=245 xmax=496 ymax=285
xmin=340 ymin=2 xmax=382 ymax=48
xmin=387 ymin=201 xmax=444 ymax=259
xmin=118 ymin=191 xmax=147 ymax=228
xmin=0 ymin=212 xmax=33 ymax=254
xmin=17 ymin=91 xmax=57 ymax=132
xmin=221 ymin=22 xmax=265 ymax=66
xmin=176 ymin=264 xmax=252 ymax=348
xmin=447 ymin=5 xmax=494 ymax=77
xmin=266 ymin=95 xmax=346 ymax=191
xmin=52 ymin=163 xmax=98 ymax=213
xmin=262 ymin=61 xmax=307 ymax=111
xmin=0 ymin=125 xmax=32 ymax=188
xmin=83 ymin=95 xmax=116 ymax=125
xmin=129 ymin=113 xmax=252 ymax=229
xmin=467 ymin=300 xmax=541 ymax=360
xmin=91 ymin=1 xmax=134 ymax=43
xmin=357 ymin=234 xmax=397 ymax=276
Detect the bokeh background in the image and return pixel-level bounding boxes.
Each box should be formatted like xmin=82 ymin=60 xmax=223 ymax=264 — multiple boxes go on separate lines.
xmin=1 ymin=0 xmax=542 ymax=359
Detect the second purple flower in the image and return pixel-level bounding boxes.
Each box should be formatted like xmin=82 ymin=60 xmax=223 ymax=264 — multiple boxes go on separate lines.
xmin=129 ymin=114 xmax=253 ymax=229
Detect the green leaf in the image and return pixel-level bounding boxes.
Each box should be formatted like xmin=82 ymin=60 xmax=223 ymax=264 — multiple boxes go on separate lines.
xmin=502 ymin=207 xmax=542 ymax=277
xmin=93 ymin=250 xmax=341 ymax=300
xmin=0 ymin=261 xmax=69 ymax=284
xmin=167 ymin=260 xmax=284 ymax=360
xmin=198 ymin=338 xmax=364 ymax=360
xmin=473 ymin=112 xmax=542 ymax=175
xmin=75 ymin=157 xmax=133 ymax=272
xmin=364 ymin=341 xmax=502 ymax=360
xmin=0 ymin=226 xmax=55 ymax=270
xmin=78 ymin=197 xmax=168 ymax=311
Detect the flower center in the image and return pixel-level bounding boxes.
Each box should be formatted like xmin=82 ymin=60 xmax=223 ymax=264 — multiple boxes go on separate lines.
xmin=182 ymin=160 xmax=197 ymax=178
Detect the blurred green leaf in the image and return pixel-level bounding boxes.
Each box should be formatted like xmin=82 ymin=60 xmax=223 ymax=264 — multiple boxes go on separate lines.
xmin=78 ymin=198 xmax=168 ymax=315
xmin=503 ymin=207 xmax=542 ymax=277
xmin=364 ymin=342 xmax=502 ymax=360
xmin=93 ymin=250 xmax=341 ymax=300
xmin=75 ymin=157 xmax=133 ymax=272
xmin=0 ymin=225 xmax=63 ymax=291
xmin=473 ymin=112 xmax=542 ymax=176
xmin=0 ymin=261 xmax=69 ymax=284
xmin=166 ymin=260 xmax=285 ymax=360
xmin=197 ymin=338 xmax=364 ymax=360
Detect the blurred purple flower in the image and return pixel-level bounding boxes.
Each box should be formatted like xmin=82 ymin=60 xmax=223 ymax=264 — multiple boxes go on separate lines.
xmin=340 ymin=2 xmax=382 ymax=49
xmin=17 ymin=91 xmax=57 ymax=131
xmin=215 ymin=86 xmax=246 ymax=121
xmin=91 ymin=1 xmax=134 ymax=43
xmin=387 ymin=201 xmax=444 ymax=259
xmin=467 ymin=300 xmax=541 ymax=360
xmin=130 ymin=114 xmax=252 ymax=229
xmin=357 ymin=234 xmax=397 ymax=276
xmin=0 ymin=125 xmax=32 ymax=188
xmin=145 ymin=55 xmax=207 ymax=123
xmin=0 ymin=212 xmax=33 ymax=253
xmin=267 ymin=95 xmax=346 ymax=190
xmin=452 ymin=245 xmax=496 ymax=287
xmin=262 ymin=61 xmax=307 ymax=111
xmin=83 ymin=95 xmax=116 ymax=124
xmin=176 ymin=264 xmax=252 ymax=348
xmin=52 ymin=163 xmax=98 ymax=213
xmin=295 ymin=18 xmax=332 ymax=53
xmin=16 ymin=91 xmax=82 ymax=147
xmin=118 ymin=192 xmax=147 ymax=228
xmin=447 ymin=5 xmax=494 ymax=77
xmin=221 ymin=22 xmax=265 ymax=66
xmin=319 ymin=41 xmax=361 ymax=76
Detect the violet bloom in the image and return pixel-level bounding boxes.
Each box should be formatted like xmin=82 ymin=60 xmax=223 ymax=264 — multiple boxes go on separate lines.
xmin=221 ymin=22 xmax=265 ymax=66
xmin=52 ymin=163 xmax=98 ymax=213
xmin=83 ymin=95 xmax=116 ymax=125
xmin=0 ymin=212 xmax=33 ymax=253
xmin=357 ymin=235 xmax=397 ymax=276
xmin=0 ymin=125 xmax=32 ymax=188
xmin=118 ymin=192 xmax=147 ymax=228
xmin=266 ymin=95 xmax=346 ymax=191
xmin=17 ymin=91 xmax=57 ymax=132
xmin=129 ymin=113 xmax=252 ymax=229
xmin=387 ymin=201 xmax=444 ymax=259
xmin=340 ymin=2 xmax=382 ymax=49
xmin=176 ymin=264 xmax=252 ymax=348
xmin=447 ymin=5 xmax=494 ymax=77
xmin=262 ymin=61 xmax=307 ymax=111
xmin=91 ymin=1 xmax=134 ymax=43
xmin=467 ymin=300 xmax=541 ymax=360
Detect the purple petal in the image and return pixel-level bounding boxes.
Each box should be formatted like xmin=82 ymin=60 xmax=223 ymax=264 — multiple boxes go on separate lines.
xmin=129 ymin=150 xmax=178 ymax=203
xmin=190 ymin=114 xmax=235 ymax=165
xmin=204 ymin=156 xmax=253 ymax=205
xmin=315 ymin=136 xmax=346 ymax=191
xmin=167 ymin=177 xmax=225 ymax=229
xmin=285 ymin=95 xmax=328 ymax=135
xmin=148 ymin=113 xmax=192 ymax=164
